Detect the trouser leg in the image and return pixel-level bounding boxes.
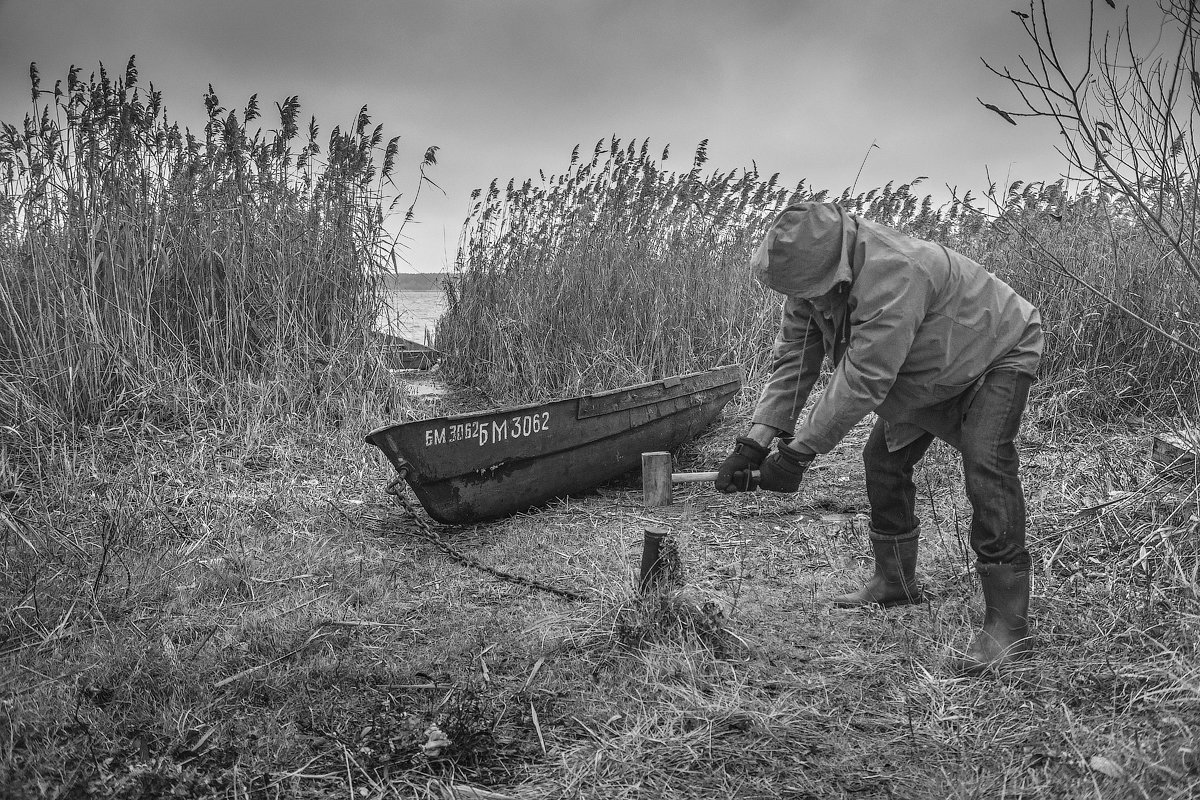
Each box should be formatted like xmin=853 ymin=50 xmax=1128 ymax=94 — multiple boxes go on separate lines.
xmin=831 ymin=419 xmax=935 ymax=607
xmin=863 ymin=418 xmax=934 ymax=536
xmin=959 ymin=369 xmax=1034 ymax=567
xmin=954 ymin=368 xmax=1035 ymax=672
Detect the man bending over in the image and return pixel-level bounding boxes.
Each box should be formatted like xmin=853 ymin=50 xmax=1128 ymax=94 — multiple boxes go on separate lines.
xmin=716 ymin=202 xmax=1042 ymax=675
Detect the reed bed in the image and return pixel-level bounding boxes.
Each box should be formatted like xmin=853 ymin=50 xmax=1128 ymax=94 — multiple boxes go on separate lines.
xmin=437 ymin=138 xmax=968 ymax=403
xmin=970 ymin=181 xmax=1200 ymax=419
xmin=436 ymin=138 xmax=784 ymax=402
xmin=0 ymin=58 xmax=427 ymax=447
xmin=439 ymin=140 xmax=1200 ymax=414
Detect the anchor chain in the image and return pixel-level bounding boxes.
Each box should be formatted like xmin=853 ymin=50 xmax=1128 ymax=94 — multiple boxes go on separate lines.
xmin=384 ymin=475 xmax=586 ymax=602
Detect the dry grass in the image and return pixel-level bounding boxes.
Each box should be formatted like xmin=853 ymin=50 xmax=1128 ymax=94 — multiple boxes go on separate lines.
xmin=0 ymin=57 xmax=439 ymax=436
xmin=439 ymin=143 xmax=1200 ymax=414
xmin=3 ymin=381 xmax=1198 ymax=799
xmin=3 ymin=52 xmax=1200 ymax=800
xmin=436 ymin=139 xmax=958 ymax=404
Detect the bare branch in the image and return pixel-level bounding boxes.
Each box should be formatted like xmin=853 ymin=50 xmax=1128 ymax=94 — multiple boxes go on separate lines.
xmin=980 ymin=0 xmax=1200 ymax=340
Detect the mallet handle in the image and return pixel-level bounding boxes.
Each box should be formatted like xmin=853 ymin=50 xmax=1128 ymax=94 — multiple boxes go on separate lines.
xmin=643 ymin=451 xmax=762 ymax=508
xmin=671 ymin=470 xmax=759 ymax=483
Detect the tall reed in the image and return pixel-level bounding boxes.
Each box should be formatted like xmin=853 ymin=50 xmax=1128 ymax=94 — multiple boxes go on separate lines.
xmin=437 ymin=139 xmax=782 ymax=401
xmin=440 ymin=139 xmax=1198 ymax=414
xmin=0 ymin=57 xmax=430 ymax=441
xmin=973 ymin=180 xmax=1200 ymax=417
xmin=439 ymin=138 xmax=995 ymax=404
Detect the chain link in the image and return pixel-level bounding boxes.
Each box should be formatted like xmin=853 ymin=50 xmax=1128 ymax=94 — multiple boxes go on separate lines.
xmin=384 ymin=476 xmax=586 ymax=602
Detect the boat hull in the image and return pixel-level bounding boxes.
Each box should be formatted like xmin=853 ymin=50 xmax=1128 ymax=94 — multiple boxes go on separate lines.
xmin=366 ymin=365 xmax=742 ymax=524
xmin=373 ymin=331 xmax=441 ymax=370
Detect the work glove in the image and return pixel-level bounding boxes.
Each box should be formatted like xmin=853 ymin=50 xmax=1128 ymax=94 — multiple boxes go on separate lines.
xmin=715 ymin=436 xmax=768 ymax=493
xmin=758 ymin=440 xmax=816 ymax=493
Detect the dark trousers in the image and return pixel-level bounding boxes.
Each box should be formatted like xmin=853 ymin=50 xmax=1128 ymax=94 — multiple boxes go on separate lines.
xmin=862 ymin=369 xmax=1033 ymax=566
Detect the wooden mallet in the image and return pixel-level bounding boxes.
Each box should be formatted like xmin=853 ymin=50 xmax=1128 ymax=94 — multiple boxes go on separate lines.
xmin=641 ymin=451 xmax=759 ymax=508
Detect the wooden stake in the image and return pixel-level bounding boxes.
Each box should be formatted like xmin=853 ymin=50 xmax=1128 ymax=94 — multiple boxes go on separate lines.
xmin=638 ymin=526 xmax=669 ymax=593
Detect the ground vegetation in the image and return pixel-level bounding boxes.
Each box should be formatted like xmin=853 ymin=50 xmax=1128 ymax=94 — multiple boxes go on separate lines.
xmin=3 ymin=6 xmax=1200 ymax=794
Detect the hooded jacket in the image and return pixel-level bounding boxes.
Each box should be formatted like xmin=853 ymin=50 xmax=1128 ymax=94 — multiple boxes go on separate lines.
xmin=750 ymin=202 xmax=1042 ymax=453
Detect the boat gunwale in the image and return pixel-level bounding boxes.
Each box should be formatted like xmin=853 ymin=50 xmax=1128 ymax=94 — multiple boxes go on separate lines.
xmin=364 ymin=364 xmax=742 ymax=440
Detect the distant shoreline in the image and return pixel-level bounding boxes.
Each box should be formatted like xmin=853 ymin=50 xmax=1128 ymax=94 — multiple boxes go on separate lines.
xmin=380 ymin=272 xmax=448 ymax=292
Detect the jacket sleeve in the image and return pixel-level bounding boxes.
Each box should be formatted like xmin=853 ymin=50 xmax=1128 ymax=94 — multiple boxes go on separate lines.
xmin=794 ymin=254 xmax=934 ymax=453
xmin=751 ymin=296 xmax=826 ymax=434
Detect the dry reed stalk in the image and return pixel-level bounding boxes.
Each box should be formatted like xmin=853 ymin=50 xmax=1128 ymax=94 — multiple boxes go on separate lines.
xmin=438 ymin=140 xmax=1198 ymax=413
xmin=1 ymin=57 xmax=436 ymax=429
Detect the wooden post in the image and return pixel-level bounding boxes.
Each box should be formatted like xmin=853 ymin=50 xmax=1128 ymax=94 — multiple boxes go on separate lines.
xmin=642 ymin=451 xmax=673 ymax=508
xmin=638 ymin=526 xmax=669 ymax=593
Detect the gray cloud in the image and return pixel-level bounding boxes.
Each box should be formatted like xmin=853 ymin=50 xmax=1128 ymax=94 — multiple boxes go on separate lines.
xmin=0 ymin=0 xmax=1166 ymax=270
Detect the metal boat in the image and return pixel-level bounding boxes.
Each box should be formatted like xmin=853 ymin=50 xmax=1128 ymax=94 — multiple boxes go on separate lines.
xmin=366 ymin=365 xmax=742 ymax=523
xmin=373 ymin=331 xmax=441 ymax=370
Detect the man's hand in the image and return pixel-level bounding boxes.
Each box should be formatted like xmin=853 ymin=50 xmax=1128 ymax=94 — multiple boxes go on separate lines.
xmin=715 ymin=436 xmax=769 ymax=493
xmin=758 ymin=441 xmax=816 ymax=493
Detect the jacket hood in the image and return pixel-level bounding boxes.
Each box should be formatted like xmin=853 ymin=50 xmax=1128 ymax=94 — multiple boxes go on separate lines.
xmin=750 ymin=202 xmax=856 ymax=298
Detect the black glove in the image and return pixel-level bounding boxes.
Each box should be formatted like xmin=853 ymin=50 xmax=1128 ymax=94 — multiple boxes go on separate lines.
xmin=715 ymin=436 xmax=768 ymax=493
xmin=758 ymin=441 xmax=816 ymax=493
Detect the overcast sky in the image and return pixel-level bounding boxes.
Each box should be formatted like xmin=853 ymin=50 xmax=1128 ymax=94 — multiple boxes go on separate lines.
xmin=0 ymin=0 xmax=1166 ymax=272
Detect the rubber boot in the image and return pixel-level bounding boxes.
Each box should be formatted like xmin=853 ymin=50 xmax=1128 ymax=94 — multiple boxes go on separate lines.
xmin=831 ymin=529 xmax=923 ymax=608
xmin=953 ymin=562 xmax=1032 ymax=675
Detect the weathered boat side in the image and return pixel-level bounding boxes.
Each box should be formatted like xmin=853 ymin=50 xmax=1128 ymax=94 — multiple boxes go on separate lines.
xmin=373 ymin=331 xmax=441 ymax=370
xmin=384 ymin=347 xmax=438 ymax=371
xmin=367 ymin=365 xmax=741 ymax=523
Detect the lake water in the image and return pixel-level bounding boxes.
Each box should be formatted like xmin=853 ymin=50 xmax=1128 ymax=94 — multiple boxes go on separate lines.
xmin=378 ymin=289 xmax=447 ymax=345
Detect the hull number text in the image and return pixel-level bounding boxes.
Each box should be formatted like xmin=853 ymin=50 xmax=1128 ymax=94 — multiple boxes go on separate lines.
xmin=424 ymin=411 xmax=551 ymax=447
